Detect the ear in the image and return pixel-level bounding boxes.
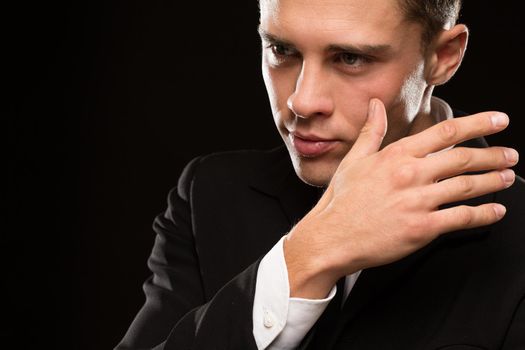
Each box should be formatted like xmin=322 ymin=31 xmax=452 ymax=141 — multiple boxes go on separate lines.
xmin=426 ymin=24 xmax=469 ymax=86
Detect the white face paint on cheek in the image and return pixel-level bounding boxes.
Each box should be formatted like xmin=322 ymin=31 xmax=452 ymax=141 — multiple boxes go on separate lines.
xmin=397 ymin=61 xmax=427 ymax=123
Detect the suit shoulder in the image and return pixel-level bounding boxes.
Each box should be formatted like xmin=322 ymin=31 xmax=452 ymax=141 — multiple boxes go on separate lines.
xmin=175 ymin=146 xmax=288 ymax=195
xmin=191 ymin=146 xmax=288 ymax=180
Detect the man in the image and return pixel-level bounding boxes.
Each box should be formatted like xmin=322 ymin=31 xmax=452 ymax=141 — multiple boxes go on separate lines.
xmin=116 ymin=0 xmax=524 ymax=349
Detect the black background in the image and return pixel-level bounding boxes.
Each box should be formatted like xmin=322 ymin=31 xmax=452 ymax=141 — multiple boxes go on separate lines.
xmin=4 ymin=1 xmax=524 ymax=349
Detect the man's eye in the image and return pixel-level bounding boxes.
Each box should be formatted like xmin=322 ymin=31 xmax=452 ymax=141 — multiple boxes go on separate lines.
xmin=337 ymin=52 xmax=370 ymax=66
xmin=270 ymin=44 xmax=294 ymax=57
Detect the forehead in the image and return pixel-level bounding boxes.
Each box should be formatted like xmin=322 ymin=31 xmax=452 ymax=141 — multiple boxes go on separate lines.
xmin=259 ymin=0 xmax=417 ymax=48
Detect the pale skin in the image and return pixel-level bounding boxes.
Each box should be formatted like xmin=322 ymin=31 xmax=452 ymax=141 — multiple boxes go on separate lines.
xmin=259 ymin=0 xmax=520 ymax=299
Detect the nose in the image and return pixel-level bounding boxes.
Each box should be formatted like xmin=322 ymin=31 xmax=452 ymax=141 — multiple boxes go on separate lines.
xmin=287 ymin=62 xmax=334 ymax=119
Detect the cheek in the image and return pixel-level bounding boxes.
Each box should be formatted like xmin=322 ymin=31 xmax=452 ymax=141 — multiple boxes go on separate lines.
xmin=333 ymin=75 xmax=403 ymax=128
xmin=332 ymin=68 xmax=425 ymax=148
xmin=262 ymin=63 xmax=299 ymax=119
xmin=338 ymin=64 xmax=424 ymax=126
xmin=396 ymin=62 xmax=427 ymax=118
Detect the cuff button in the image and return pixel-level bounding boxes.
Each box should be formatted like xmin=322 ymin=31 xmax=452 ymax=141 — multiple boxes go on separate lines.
xmin=263 ymin=308 xmax=275 ymax=328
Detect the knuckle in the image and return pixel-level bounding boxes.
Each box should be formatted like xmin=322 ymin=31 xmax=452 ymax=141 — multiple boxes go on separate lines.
xmin=404 ymin=219 xmax=424 ymax=242
xmin=394 ymin=191 xmax=419 ymax=212
xmin=456 ymin=205 xmax=474 ymax=226
xmin=403 ymin=216 xmax=431 ymax=243
xmin=452 ymin=148 xmax=471 ymax=169
xmin=392 ymin=163 xmax=417 ymax=187
xmin=409 ymin=188 xmax=425 ymax=207
xmin=383 ymin=142 xmax=405 ymax=157
xmin=438 ymin=121 xmax=458 ymax=143
xmin=422 ymin=215 xmax=439 ymax=236
xmin=476 ymin=205 xmax=497 ymax=225
xmin=457 ymin=175 xmax=474 ymax=195
xmin=487 ymin=205 xmax=501 ymax=220
xmin=486 ymin=147 xmax=504 ymax=168
xmin=495 ymin=171 xmax=506 ymax=187
xmin=483 ymin=205 xmax=494 ymax=219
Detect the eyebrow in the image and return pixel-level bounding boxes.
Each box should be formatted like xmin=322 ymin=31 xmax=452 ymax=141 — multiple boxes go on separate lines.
xmin=258 ymin=27 xmax=295 ymax=47
xmin=327 ymin=43 xmax=393 ymax=57
xmin=258 ymin=27 xmax=393 ymax=57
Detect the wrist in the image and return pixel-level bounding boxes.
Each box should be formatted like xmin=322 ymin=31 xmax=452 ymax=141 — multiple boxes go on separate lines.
xmin=283 ymin=219 xmax=340 ymax=299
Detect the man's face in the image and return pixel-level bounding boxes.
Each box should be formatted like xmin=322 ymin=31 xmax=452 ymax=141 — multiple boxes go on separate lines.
xmin=259 ymin=0 xmax=431 ymax=187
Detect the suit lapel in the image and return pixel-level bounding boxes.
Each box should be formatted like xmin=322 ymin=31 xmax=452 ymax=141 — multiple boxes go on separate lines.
xmin=278 ymin=171 xmax=322 ymax=225
xmin=323 ymin=243 xmax=440 ymax=349
xmin=249 ymin=147 xmax=320 ymax=226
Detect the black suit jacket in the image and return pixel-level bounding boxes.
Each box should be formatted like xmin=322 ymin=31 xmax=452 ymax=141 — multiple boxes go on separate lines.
xmin=116 ymin=138 xmax=525 ymax=350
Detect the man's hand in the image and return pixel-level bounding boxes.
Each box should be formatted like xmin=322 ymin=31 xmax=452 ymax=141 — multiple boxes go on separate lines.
xmin=284 ymin=98 xmax=519 ymax=299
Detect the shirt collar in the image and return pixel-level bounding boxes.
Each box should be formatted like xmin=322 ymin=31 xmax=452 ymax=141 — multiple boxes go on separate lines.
xmin=430 ymin=96 xmax=454 ymax=123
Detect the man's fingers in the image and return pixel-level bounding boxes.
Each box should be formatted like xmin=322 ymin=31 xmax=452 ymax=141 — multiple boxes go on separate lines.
xmin=423 ymin=146 xmax=519 ymax=181
xmin=425 ymin=169 xmax=515 ymax=208
xmin=430 ymin=203 xmax=507 ymax=234
xmin=403 ymin=112 xmax=509 ymax=158
xmin=346 ymin=98 xmax=387 ymax=160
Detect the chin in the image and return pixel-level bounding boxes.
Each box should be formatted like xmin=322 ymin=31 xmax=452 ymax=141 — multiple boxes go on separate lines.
xmin=291 ymin=156 xmax=337 ymax=188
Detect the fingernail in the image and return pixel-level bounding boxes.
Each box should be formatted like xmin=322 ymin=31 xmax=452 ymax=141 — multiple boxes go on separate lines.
xmin=493 ymin=204 xmax=507 ymax=219
xmin=500 ymin=169 xmax=515 ymax=185
xmin=491 ymin=113 xmax=509 ymax=128
xmin=504 ymin=148 xmax=519 ymax=164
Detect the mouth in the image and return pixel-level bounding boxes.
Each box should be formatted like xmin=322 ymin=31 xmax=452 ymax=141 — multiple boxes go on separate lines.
xmin=289 ymin=133 xmax=339 ymax=158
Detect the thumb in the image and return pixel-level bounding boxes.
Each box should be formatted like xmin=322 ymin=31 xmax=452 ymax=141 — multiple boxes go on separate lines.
xmin=346 ymin=98 xmax=388 ymax=160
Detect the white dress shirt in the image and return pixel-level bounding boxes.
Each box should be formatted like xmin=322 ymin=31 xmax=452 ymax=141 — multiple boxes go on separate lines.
xmin=252 ymin=97 xmax=454 ymax=349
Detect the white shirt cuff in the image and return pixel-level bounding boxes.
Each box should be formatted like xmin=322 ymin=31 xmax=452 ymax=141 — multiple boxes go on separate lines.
xmin=252 ymin=236 xmax=336 ymax=350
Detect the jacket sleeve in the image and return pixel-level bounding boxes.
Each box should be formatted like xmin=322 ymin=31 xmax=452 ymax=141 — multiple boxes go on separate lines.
xmin=115 ymin=157 xmax=260 ymax=350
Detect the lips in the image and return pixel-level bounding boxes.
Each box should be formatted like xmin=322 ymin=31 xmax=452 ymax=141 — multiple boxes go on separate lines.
xmin=290 ymin=133 xmax=338 ymax=158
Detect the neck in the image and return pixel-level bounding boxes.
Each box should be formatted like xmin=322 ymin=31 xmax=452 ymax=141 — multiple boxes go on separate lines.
xmin=407 ymin=90 xmax=438 ymax=137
